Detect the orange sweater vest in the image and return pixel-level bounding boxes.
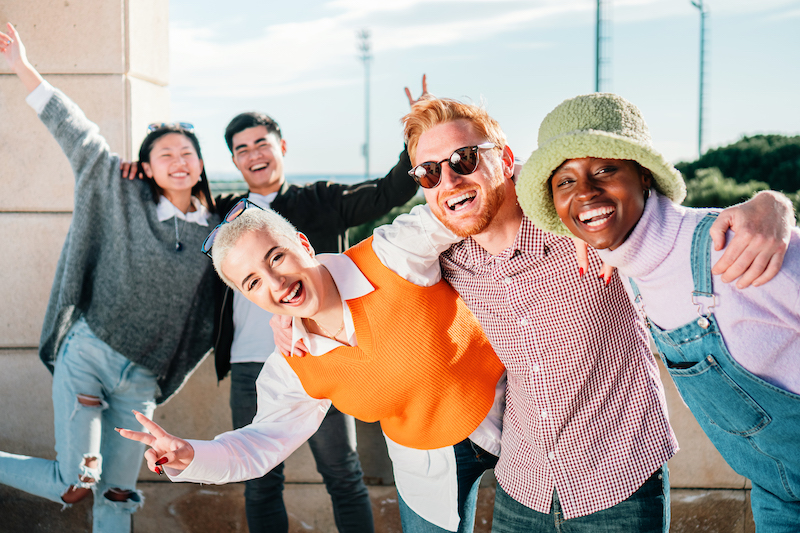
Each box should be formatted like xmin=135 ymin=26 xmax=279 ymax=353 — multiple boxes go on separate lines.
xmin=285 ymin=237 xmax=504 ymax=450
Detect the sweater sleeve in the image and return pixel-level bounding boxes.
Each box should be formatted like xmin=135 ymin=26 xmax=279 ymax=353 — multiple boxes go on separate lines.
xmin=37 ymin=86 xmax=120 ymax=193
xmin=331 ymin=148 xmax=418 ymax=228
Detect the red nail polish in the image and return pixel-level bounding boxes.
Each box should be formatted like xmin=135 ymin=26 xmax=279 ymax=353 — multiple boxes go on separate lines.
xmin=579 ymin=267 xmax=584 ymax=278
xmin=598 ymin=273 xmax=605 ymax=280
xmin=605 ymin=275 xmax=612 ymax=286
xmin=155 ymin=457 xmax=168 ymax=466
xmin=155 ymin=466 xmax=163 ymax=476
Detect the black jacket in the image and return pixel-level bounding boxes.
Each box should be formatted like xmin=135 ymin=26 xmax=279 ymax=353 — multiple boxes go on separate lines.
xmin=212 ymin=149 xmax=416 ymax=380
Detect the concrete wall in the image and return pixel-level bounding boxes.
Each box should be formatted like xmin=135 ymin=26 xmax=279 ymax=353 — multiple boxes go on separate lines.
xmin=0 ymin=0 xmax=747 ymax=529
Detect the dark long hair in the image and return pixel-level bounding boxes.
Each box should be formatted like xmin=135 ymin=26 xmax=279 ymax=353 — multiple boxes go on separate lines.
xmin=137 ymin=125 xmax=216 ymax=214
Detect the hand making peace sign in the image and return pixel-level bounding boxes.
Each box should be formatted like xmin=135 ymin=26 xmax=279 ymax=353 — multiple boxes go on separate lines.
xmin=116 ymin=411 xmax=196 ymax=475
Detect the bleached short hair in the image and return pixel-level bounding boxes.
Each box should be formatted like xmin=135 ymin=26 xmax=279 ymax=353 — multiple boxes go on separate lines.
xmin=211 ymin=207 xmax=301 ymax=290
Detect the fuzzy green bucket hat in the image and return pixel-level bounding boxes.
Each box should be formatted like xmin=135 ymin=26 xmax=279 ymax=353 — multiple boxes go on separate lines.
xmin=517 ymin=93 xmax=686 ymax=236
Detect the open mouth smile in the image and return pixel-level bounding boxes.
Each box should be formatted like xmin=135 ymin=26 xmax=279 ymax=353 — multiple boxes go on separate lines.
xmin=280 ymin=281 xmax=303 ymax=304
xmin=446 ymin=191 xmax=477 ymax=211
xmin=578 ymin=206 xmax=615 ymax=227
xmin=250 ymin=163 xmax=268 ymax=172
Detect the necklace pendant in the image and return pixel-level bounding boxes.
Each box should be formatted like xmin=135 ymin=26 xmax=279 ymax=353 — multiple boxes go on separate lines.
xmin=175 ymin=241 xmax=183 ymax=252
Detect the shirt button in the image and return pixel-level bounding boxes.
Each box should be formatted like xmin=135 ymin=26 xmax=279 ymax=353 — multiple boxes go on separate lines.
xmin=547 ymin=451 xmax=556 ymax=460
xmin=541 ymin=410 xmax=548 ymax=419
xmin=519 ymin=318 xmax=529 ymax=326
xmin=503 ymin=276 xmax=513 ymax=285
xmin=531 ymin=363 xmax=540 ymax=372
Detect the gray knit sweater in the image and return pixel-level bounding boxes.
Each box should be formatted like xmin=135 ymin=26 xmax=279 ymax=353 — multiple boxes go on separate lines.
xmin=38 ymin=89 xmax=219 ymax=403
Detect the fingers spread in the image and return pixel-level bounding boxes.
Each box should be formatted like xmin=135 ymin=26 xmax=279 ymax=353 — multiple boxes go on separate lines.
xmin=132 ymin=410 xmax=170 ymax=439
xmin=115 ymin=427 xmax=156 ymax=447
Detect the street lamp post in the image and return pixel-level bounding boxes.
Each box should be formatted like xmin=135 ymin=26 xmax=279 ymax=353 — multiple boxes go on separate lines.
xmin=595 ymin=0 xmax=610 ymax=92
xmin=691 ymin=0 xmax=708 ymax=157
xmin=357 ymin=30 xmax=372 ymax=179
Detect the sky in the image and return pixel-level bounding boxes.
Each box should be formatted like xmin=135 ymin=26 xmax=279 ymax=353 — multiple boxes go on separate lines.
xmin=167 ymin=0 xmax=800 ymax=179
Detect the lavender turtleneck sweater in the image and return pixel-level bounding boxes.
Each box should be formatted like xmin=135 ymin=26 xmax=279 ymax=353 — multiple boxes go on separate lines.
xmin=599 ymin=190 xmax=800 ymax=394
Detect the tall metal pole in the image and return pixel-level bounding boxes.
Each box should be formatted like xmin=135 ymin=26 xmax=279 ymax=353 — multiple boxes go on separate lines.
xmin=691 ymin=1 xmax=707 ymax=157
xmin=595 ymin=0 xmax=601 ymax=92
xmin=357 ymin=30 xmax=372 ymax=179
xmin=594 ymin=0 xmax=610 ymax=93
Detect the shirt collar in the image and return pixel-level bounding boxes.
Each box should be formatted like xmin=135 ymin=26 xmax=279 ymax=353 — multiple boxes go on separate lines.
xmin=155 ymin=196 xmax=210 ymax=226
xmin=247 ymin=191 xmax=278 ymax=209
xmin=457 ymin=216 xmax=546 ymax=268
xmin=288 ymin=253 xmax=375 ymax=357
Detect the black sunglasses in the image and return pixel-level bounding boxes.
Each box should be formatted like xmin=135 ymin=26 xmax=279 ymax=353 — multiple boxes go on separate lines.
xmin=201 ymin=198 xmax=263 ymax=257
xmin=147 ymin=122 xmax=195 ymax=133
xmin=408 ymin=143 xmax=495 ymax=188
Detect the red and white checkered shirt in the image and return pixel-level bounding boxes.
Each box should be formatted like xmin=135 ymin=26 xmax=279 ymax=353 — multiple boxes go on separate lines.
xmin=440 ymin=217 xmax=678 ymax=519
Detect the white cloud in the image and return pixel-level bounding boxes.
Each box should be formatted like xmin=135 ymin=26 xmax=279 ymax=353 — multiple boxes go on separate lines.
xmin=170 ymin=0 xmax=797 ymax=99
xmin=169 ymin=1 xmax=588 ymax=98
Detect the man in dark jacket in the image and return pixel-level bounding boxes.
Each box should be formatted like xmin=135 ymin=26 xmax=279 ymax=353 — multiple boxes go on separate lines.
xmin=213 ymin=111 xmax=417 ymax=533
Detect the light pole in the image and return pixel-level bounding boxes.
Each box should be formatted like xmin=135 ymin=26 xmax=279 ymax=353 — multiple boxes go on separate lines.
xmin=595 ymin=0 xmax=610 ymax=92
xmin=691 ymin=0 xmax=708 ymax=157
xmin=357 ymin=30 xmax=372 ymax=179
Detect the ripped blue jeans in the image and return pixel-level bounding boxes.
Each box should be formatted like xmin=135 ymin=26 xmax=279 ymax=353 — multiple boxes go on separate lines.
xmin=0 ymin=317 xmax=157 ymax=533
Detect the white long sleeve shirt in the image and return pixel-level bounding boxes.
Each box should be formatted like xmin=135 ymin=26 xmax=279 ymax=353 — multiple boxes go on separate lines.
xmin=170 ymin=205 xmax=506 ymax=531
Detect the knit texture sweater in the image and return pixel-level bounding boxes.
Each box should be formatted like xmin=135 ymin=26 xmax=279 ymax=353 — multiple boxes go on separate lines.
xmin=37 ymin=89 xmax=219 ymax=403
xmin=285 ymin=237 xmax=505 ymax=450
xmin=600 ymin=191 xmax=800 ymax=394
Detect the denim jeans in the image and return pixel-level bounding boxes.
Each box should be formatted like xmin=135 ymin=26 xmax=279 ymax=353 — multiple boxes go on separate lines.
xmin=491 ymin=464 xmax=669 ymax=533
xmin=0 ymin=318 xmax=157 ymax=533
xmin=397 ymin=439 xmax=499 ymax=533
xmin=230 ymin=362 xmax=374 ymax=533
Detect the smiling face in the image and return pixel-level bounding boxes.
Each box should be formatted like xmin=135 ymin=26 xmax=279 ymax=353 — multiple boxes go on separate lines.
xmin=141 ymin=132 xmax=203 ymax=200
xmin=550 ymin=158 xmax=652 ymax=250
xmin=417 ymin=119 xmax=512 ymax=238
xmin=231 ymin=126 xmax=287 ymax=195
xmin=221 ymin=229 xmax=337 ymax=321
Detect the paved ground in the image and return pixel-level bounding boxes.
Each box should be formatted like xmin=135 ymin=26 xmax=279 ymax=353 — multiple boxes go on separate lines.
xmin=0 ymin=481 xmax=755 ymax=532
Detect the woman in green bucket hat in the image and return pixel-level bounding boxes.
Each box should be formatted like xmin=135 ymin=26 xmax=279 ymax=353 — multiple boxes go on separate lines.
xmin=518 ymin=92 xmax=800 ymax=531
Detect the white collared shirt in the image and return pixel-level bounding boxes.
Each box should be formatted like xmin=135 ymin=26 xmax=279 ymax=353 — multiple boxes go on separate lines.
xmin=155 ymin=195 xmax=210 ymax=226
xmin=171 ymin=205 xmax=506 ymax=531
xmin=230 ymin=192 xmax=280 ymax=364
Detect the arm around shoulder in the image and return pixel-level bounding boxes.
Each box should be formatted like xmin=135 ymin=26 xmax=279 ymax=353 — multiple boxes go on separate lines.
xmin=710 ymin=190 xmax=796 ymax=288
xmin=372 ymin=204 xmax=463 ymax=286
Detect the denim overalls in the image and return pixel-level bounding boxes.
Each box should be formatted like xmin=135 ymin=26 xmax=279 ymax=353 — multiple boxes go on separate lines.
xmin=629 ymin=213 xmax=800 ymax=531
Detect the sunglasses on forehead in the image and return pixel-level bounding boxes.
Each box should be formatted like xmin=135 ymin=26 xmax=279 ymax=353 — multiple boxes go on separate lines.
xmin=408 ymin=143 xmax=495 ymax=189
xmin=147 ymin=122 xmax=195 ymax=133
xmin=201 ymin=198 xmax=264 ymax=257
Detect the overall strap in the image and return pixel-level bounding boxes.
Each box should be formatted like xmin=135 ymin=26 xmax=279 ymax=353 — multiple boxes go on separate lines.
xmin=690 ymin=213 xmax=720 ymax=326
xmin=690 ymin=213 xmax=719 ymax=297
xmin=626 ymin=278 xmax=651 ymax=328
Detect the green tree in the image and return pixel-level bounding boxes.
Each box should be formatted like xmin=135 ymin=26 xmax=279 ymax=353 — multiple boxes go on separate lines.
xmin=675 ymin=134 xmax=800 ymax=193
xmin=683 ymin=168 xmax=770 ymax=208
